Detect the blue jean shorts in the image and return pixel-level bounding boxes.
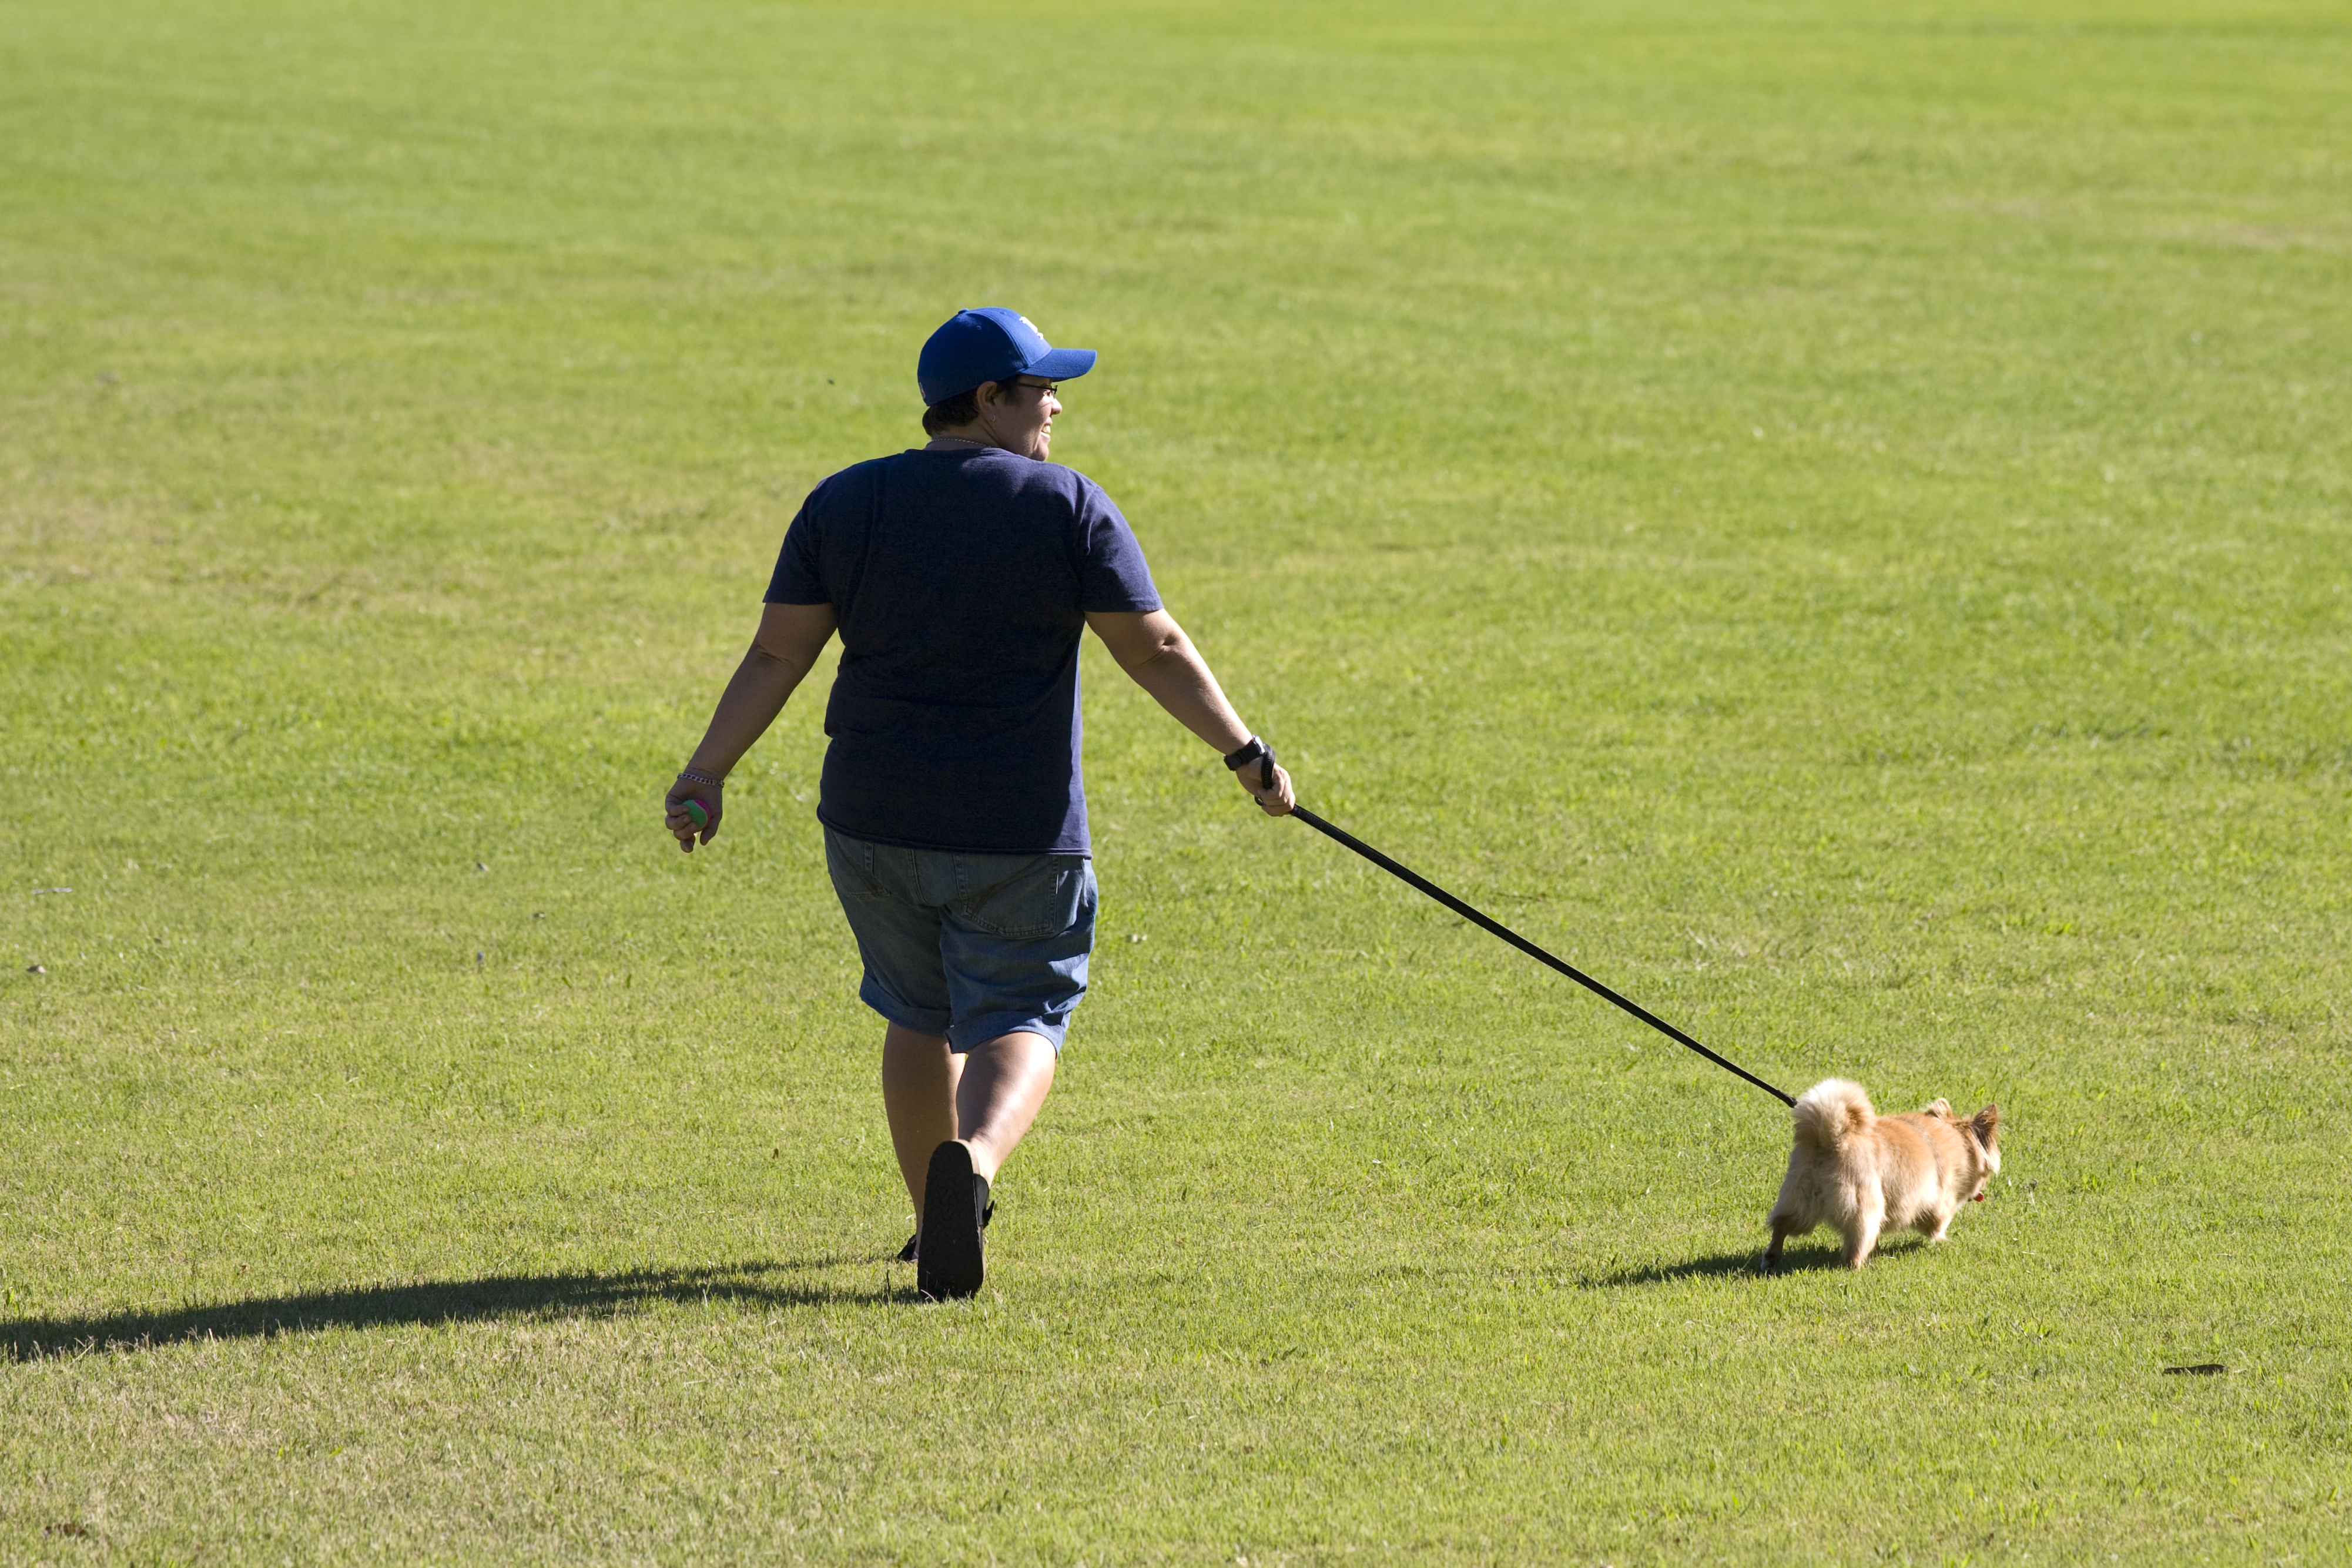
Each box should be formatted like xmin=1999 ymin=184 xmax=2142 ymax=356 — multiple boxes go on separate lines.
xmin=822 ymin=826 xmax=1096 ymax=1053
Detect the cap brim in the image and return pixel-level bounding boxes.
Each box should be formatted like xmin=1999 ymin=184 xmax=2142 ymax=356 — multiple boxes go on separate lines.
xmin=1023 ymin=346 xmax=1095 ymax=381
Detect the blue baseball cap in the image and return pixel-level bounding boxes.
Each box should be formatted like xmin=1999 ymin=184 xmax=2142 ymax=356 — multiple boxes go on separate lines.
xmin=917 ymin=307 xmax=1097 ymax=406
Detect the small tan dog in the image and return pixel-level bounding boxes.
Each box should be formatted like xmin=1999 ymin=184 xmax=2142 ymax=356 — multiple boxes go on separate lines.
xmin=1764 ymin=1078 xmax=2001 ymax=1269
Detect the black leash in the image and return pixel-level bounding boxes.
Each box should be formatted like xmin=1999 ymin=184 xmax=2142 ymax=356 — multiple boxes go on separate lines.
xmin=1288 ymin=804 xmax=1797 ymax=1107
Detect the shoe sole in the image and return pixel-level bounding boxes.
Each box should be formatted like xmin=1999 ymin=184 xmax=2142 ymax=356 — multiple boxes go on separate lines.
xmin=898 ymin=1199 xmax=988 ymax=1264
xmin=915 ymin=1141 xmax=984 ymax=1300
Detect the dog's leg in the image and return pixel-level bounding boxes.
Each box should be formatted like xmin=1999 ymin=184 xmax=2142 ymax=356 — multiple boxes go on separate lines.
xmin=1924 ymin=1207 xmax=1954 ymax=1242
xmin=1843 ymin=1208 xmax=1882 ymax=1269
xmin=1764 ymin=1217 xmax=1792 ymax=1271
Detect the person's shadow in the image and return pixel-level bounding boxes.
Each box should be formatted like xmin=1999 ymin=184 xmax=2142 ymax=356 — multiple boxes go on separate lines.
xmin=4 ymin=1256 xmax=907 ymax=1362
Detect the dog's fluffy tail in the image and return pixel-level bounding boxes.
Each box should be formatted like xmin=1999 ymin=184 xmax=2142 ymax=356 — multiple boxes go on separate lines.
xmin=1791 ymin=1078 xmax=1875 ymax=1153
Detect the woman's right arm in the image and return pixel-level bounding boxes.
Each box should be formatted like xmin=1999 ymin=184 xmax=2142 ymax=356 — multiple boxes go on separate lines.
xmin=665 ymin=601 xmax=840 ymax=852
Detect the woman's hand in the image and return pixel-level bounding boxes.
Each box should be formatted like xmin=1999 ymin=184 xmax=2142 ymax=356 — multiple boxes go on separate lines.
xmin=1241 ymin=760 xmax=1294 ymax=817
xmin=664 ymin=780 xmax=723 ymax=852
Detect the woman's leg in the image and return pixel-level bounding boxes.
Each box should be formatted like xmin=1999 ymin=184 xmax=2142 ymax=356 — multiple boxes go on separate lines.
xmin=881 ymin=1023 xmax=961 ymax=1213
xmin=953 ymin=1030 xmax=1057 ymax=1182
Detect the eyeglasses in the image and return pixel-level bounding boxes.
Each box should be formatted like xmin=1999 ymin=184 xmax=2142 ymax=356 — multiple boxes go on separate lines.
xmin=1010 ymin=377 xmax=1060 ymax=394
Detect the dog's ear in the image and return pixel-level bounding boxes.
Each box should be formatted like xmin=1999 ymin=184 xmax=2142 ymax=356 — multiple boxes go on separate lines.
xmin=1923 ymin=1098 xmax=1952 ymax=1118
xmin=1970 ymin=1104 xmax=2001 ymax=1147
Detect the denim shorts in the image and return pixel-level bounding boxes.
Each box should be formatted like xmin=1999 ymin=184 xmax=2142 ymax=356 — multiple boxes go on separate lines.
xmin=822 ymin=826 xmax=1096 ymax=1053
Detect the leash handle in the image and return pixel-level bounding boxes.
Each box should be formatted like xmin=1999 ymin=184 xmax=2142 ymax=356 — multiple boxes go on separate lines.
xmin=1224 ymin=735 xmax=1279 ymax=793
xmin=1288 ymin=804 xmax=1796 ymax=1108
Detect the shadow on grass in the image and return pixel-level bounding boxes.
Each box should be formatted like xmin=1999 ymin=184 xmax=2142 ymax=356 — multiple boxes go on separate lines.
xmin=3 ymin=1257 xmax=911 ymax=1361
xmin=1580 ymin=1242 xmax=1886 ymax=1287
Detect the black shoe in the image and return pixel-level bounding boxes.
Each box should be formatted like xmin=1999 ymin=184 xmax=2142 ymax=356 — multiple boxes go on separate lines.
xmin=898 ymin=1197 xmax=990 ymax=1263
xmin=914 ymin=1141 xmax=989 ymax=1301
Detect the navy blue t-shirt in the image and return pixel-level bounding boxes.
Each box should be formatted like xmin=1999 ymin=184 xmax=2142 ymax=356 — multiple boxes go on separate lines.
xmin=765 ymin=447 xmax=1162 ymax=855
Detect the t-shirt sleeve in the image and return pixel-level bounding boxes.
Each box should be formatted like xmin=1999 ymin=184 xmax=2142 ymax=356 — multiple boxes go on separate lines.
xmin=764 ymin=493 xmax=829 ymax=605
xmin=1076 ymin=484 xmax=1162 ymax=613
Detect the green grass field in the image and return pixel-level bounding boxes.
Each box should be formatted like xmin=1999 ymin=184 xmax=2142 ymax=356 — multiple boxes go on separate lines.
xmin=4 ymin=0 xmax=2348 ymax=1560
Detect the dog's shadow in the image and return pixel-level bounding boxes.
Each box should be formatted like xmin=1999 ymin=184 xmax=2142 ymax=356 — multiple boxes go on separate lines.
xmin=3 ymin=1255 xmax=912 ymax=1362
xmin=1583 ymin=1237 xmax=1929 ymax=1288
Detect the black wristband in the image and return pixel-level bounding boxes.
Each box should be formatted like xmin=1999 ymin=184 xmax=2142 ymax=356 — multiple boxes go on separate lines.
xmin=1222 ymin=736 xmax=1276 ymax=790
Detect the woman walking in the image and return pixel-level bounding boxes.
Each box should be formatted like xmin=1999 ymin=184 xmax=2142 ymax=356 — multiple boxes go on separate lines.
xmin=664 ymin=308 xmax=1291 ymax=1299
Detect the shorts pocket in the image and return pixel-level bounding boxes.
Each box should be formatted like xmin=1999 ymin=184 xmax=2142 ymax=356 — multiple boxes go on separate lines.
xmin=823 ymin=829 xmax=884 ymax=899
xmin=954 ymin=855 xmax=1090 ymax=939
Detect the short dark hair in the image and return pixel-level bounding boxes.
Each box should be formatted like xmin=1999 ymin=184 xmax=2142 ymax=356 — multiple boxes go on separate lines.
xmin=921 ymin=384 xmax=988 ymax=436
xmin=921 ymin=378 xmax=1041 ymax=437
